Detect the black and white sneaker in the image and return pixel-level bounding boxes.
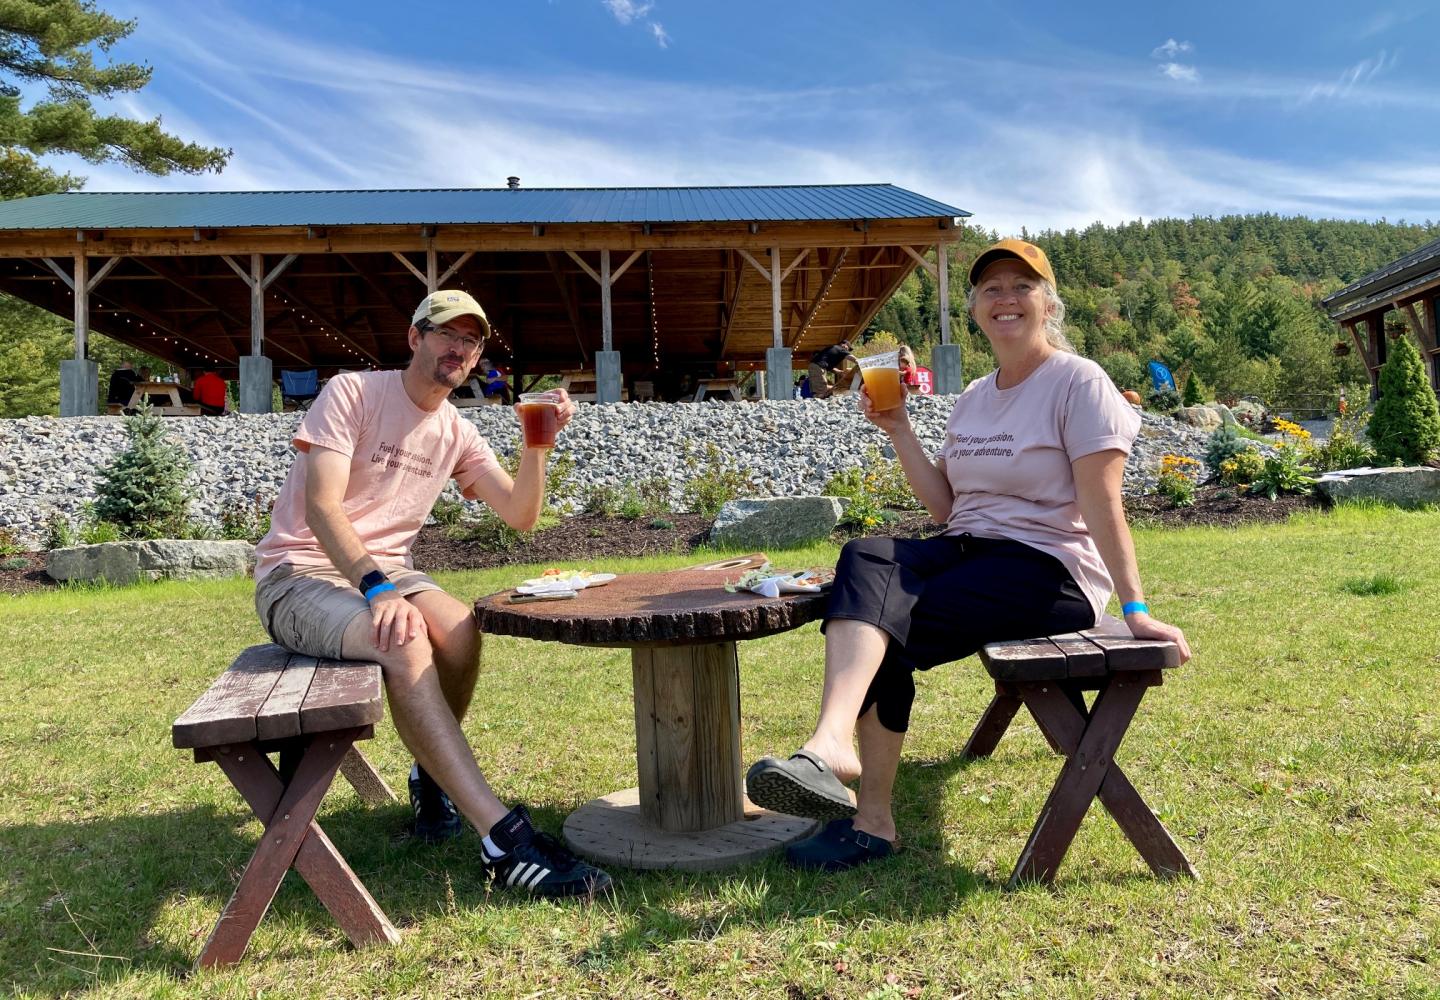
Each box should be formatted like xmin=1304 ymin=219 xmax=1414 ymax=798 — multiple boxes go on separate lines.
xmin=409 ymin=764 xmax=465 ymax=843
xmin=484 ymin=804 xmax=613 ymax=898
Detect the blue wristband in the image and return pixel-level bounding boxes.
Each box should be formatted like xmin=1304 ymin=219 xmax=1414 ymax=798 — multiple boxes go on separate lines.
xmin=1122 ymin=601 xmax=1150 ymax=616
xmin=364 ymin=581 xmax=397 ymax=601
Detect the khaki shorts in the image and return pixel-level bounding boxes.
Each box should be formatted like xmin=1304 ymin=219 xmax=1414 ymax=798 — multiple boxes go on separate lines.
xmin=255 ymin=563 xmax=443 ymax=659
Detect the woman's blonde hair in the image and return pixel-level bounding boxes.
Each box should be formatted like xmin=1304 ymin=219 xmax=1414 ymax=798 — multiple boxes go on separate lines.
xmin=965 ymin=278 xmax=1074 ymax=353
xmin=898 ymin=344 xmax=916 ymax=365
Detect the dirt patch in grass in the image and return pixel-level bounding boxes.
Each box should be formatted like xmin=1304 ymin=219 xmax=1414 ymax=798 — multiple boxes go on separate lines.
xmin=0 ymin=551 xmax=52 ymax=596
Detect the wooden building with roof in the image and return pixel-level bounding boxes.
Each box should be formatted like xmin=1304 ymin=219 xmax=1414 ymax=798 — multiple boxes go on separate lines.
xmin=0 ymin=183 xmax=971 ymax=414
xmin=1324 ymin=235 xmax=1440 ymax=398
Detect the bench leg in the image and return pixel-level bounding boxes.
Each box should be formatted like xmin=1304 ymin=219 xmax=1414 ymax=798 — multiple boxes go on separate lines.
xmin=199 ymin=729 xmax=399 ymax=968
xmin=1007 ymin=677 xmax=1148 ymax=887
xmin=339 ymin=746 xmax=399 ymax=806
xmin=1024 ymin=675 xmax=1197 ymax=883
xmin=960 ymin=683 xmax=1023 ymax=759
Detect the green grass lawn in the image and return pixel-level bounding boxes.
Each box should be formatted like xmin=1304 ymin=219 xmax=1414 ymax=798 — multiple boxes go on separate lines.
xmin=2 ymin=506 xmax=1437 ymax=999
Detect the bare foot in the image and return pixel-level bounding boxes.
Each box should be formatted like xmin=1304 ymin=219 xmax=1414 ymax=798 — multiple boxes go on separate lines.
xmin=800 ymin=735 xmax=862 ymax=785
xmin=853 ymin=812 xmax=898 ymax=844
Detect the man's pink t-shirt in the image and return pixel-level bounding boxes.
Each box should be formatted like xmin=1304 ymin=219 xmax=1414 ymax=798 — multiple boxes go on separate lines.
xmin=939 ymin=350 xmax=1141 ymax=623
xmin=254 ymin=370 xmax=503 ymax=582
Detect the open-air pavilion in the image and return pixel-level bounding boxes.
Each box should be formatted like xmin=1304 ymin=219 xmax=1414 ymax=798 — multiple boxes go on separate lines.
xmin=1324 ymin=235 xmax=1440 ymax=398
xmin=0 ymin=183 xmax=971 ymax=414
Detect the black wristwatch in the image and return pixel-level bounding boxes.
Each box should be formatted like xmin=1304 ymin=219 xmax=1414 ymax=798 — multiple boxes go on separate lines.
xmin=359 ymin=569 xmax=389 ymax=594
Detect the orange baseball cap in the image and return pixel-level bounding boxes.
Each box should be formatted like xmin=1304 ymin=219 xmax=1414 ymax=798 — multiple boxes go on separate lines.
xmin=967 ymin=238 xmax=1056 ymax=287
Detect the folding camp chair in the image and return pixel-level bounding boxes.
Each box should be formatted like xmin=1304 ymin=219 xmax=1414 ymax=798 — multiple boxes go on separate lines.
xmin=280 ymin=369 xmax=320 ymax=411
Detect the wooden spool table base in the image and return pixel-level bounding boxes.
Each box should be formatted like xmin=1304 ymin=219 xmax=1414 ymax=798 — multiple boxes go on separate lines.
xmin=564 ymin=789 xmax=816 ymax=871
xmin=478 ymin=555 xmax=826 ymax=872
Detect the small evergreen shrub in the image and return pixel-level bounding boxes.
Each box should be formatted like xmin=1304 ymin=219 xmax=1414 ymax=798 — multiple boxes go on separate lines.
xmin=1204 ymin=425 xmax=1251 ymax=479
xmin=648 ymin=517 xmax=675 ymax=531
xmin=1147 ymin=387 xmax=1182 ymax=412
xmin=91 ymin=408 xmax=195 ymax=539
xmin=1 ymin=556 xmax=27 ymax=571
xmin=1182 ymin=372 xmax=1207 ymax=407
xmin=1367 ymin=335 xmax=1440 ymax=464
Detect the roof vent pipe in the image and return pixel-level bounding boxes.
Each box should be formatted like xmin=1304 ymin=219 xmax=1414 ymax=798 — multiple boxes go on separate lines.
xmin=507 ymin=176 xmax=520 ymax=190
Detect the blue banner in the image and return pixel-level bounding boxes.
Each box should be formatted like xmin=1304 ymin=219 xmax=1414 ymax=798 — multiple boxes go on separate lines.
xmin=1147 ymin=361 xmax=1176 ymax=393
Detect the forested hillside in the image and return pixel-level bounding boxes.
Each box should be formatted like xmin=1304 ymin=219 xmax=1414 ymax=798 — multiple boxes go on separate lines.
xmin=869 ymin=215 xmax=1440 ymax=408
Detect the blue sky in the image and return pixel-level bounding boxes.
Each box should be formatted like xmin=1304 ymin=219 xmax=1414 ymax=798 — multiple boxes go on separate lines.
xmin=50 ymin=0 xmax=1440 ymax=234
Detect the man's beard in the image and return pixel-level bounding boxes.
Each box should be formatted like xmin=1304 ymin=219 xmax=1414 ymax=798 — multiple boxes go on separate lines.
xmin=432 ymin=358 xmax=468 ymax=389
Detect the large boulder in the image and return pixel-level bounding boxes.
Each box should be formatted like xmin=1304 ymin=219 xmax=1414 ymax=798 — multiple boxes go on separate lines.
xmin=46 ymin=539 xmax=256 ymax=586
xmin=709 ymin=496 xmax=843 ymax=549
xmin=1177 ymin=405 xmax=1223 ymax=431
xmin=1314 ymin=467 xmax=1440 ymax=507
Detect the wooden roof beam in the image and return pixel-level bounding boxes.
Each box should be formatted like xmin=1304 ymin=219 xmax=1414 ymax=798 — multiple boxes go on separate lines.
xmin=547 ymin=252 xmax=589 ymax=367
xmin=788 ymin=248 xmax=848 ymax=350
xmin=717 ymin=251 xmax=747 ymax=360
xmin=265 ymin=280 xmax=383 ymax=367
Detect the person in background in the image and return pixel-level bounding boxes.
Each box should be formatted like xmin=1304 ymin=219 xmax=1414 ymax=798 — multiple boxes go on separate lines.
xmin=898 ymin=345 xmax=921 ymax=395
xmin=746 ymin=239 xmax=1190 ymax=873
xmin=192 ymin=368 xmax=229 ymax=415
xmin=808 ymin=338 xmax=857 ymax=399
xmin=107 ymin=359 xmax=140 ymax=407
xmin=476 ymin=357 xmax=512 ymax=405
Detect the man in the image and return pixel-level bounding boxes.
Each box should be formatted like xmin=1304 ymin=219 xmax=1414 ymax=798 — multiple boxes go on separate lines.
xmin=807 ymin=338 xmax=857 ymax=399
xmin=107 ymin=359 xmax=140 ymax=407
xmin=252 ymin=289 xmax=611 ymax=898
xmin=192 ymin=368 xmax=228 ymax=415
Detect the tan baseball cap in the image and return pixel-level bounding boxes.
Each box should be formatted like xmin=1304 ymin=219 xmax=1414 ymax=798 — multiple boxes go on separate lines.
xmin=412 ymin=289 xmax=492 ymax=337
xmin=967 ymin=238 xmax=1056 ymax=287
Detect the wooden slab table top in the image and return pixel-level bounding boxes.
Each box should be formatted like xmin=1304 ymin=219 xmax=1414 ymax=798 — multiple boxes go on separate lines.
xmin=476 ymin=554 xmax=827 ymax=871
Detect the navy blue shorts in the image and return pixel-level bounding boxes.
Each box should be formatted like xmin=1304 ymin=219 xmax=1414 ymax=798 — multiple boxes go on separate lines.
xmin=823 ymin=533 xmax=1093 ymax=732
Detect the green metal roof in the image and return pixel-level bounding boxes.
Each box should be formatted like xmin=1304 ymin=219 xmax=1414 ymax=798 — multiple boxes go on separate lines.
xmin=0 ymin=184 xmax=971 ymax=230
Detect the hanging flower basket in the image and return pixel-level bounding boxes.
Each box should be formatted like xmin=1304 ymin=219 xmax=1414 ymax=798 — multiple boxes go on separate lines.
xmin=1333 ymin=342 xmax=1351 ymax=357
xmin=1387 ymin=327 xmax=1404 ymax=340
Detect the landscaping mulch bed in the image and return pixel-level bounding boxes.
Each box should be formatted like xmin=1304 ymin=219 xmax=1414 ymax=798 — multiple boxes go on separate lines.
xmin=1124 ymin=483 xmax=1327 ymax=528
xmin=411 ymin=513 xmax=713 ymax=572
xmin=0 ymin=494 xmax=1333 ymax=596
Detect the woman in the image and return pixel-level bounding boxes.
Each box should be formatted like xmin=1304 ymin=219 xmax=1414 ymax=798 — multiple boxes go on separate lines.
xmin=745 ymin=238 xmax=1190 ymax=871
xmin=897 ymin=345 xmax=921 ymax=395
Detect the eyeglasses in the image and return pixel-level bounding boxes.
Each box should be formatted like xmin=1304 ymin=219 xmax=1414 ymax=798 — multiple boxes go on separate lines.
xmin=425 ymin=325 xmax=485 ymax=354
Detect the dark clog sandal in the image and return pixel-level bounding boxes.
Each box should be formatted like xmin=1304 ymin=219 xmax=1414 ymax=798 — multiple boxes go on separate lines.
xmin=785 ymin=818 xmax=895 ymax=872
xmin=745 ymin=749 xmax=857 ymax=822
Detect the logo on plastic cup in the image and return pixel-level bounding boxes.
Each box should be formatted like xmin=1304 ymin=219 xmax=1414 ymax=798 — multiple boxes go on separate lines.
xmin=857 ymin=351 xmax=900 ymax=370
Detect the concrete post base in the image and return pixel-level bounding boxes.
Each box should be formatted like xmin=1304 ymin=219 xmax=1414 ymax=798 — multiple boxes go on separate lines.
xmin=764 ymin=348 xmax=794 ymax=401
xmin=596 ymin=350 xmax=623 ymax=404
xmin=60 ymin=359 xmax=99 ymax=417
xmin=239 ymin=355 xmax=274 ymax=414
xmin=932 ymin=344 xmax=963 ymax=395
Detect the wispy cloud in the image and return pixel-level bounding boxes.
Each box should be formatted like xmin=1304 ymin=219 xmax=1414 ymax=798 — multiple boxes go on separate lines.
xmin=57 ymin=2 xmax=1440 ymax=236
xmin=1159 ymin=62 xmax=1199 ymax=83
xmin=1356 ymin=8 xmax=1425 ymax=39
xmin=1151 ymin=38 xmax=1192 ymax=59
xmin=1303 ymin=50 xmax=1396 ymax=102
xmin=602 ymin=0 xmax=669 ymax=48
xmin=1151 ymin=38 xmax=1198 ymax=84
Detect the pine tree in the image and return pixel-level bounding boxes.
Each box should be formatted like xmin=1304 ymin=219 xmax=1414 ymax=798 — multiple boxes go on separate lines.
xmin=1368 ymin=335 xmax=1440 ymax=465
xmin=1182 ymin=371 xmax=1206 ymax=406
xmin=92 ymin=407 xmax=194 ymax=538
xmin=0 ymin=0 xmax=230 ymax=197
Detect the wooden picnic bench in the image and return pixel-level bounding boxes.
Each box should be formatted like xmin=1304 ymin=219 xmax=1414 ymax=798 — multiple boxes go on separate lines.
xmin=969 ymin=618 xmax=1197 ymax=888
xmin=172 ymin=644 xmax=402 ymax=969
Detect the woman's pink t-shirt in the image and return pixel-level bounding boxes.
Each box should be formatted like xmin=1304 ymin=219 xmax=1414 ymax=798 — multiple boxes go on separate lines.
xmin=939 ymin=350 xmax=1141 ymax=622
xmin=254 ymin=370 xmax=503 ymax=582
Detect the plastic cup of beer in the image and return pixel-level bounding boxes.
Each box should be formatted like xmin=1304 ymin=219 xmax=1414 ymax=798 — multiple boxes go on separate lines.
xmin=517 ymin=392 xmax=560 ymax=448
xmin=857 ymin=351 xmax=905 ymax=411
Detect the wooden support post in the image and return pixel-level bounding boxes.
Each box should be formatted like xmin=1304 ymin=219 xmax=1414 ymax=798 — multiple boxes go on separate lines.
xmin=937 ymin=244 xmax=951 ymax=346
xmin=601 ymin=248 xmax=613 ymax=353
xmin=73 ymin=252 xmax=89 ymax=359
xmin=250 ymin=253 xmax=264 ymax=356
xmin=770 ymin=245 xmax=782 ymax=349
xmin=631 ymin=642 xmax=743 ymax=832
